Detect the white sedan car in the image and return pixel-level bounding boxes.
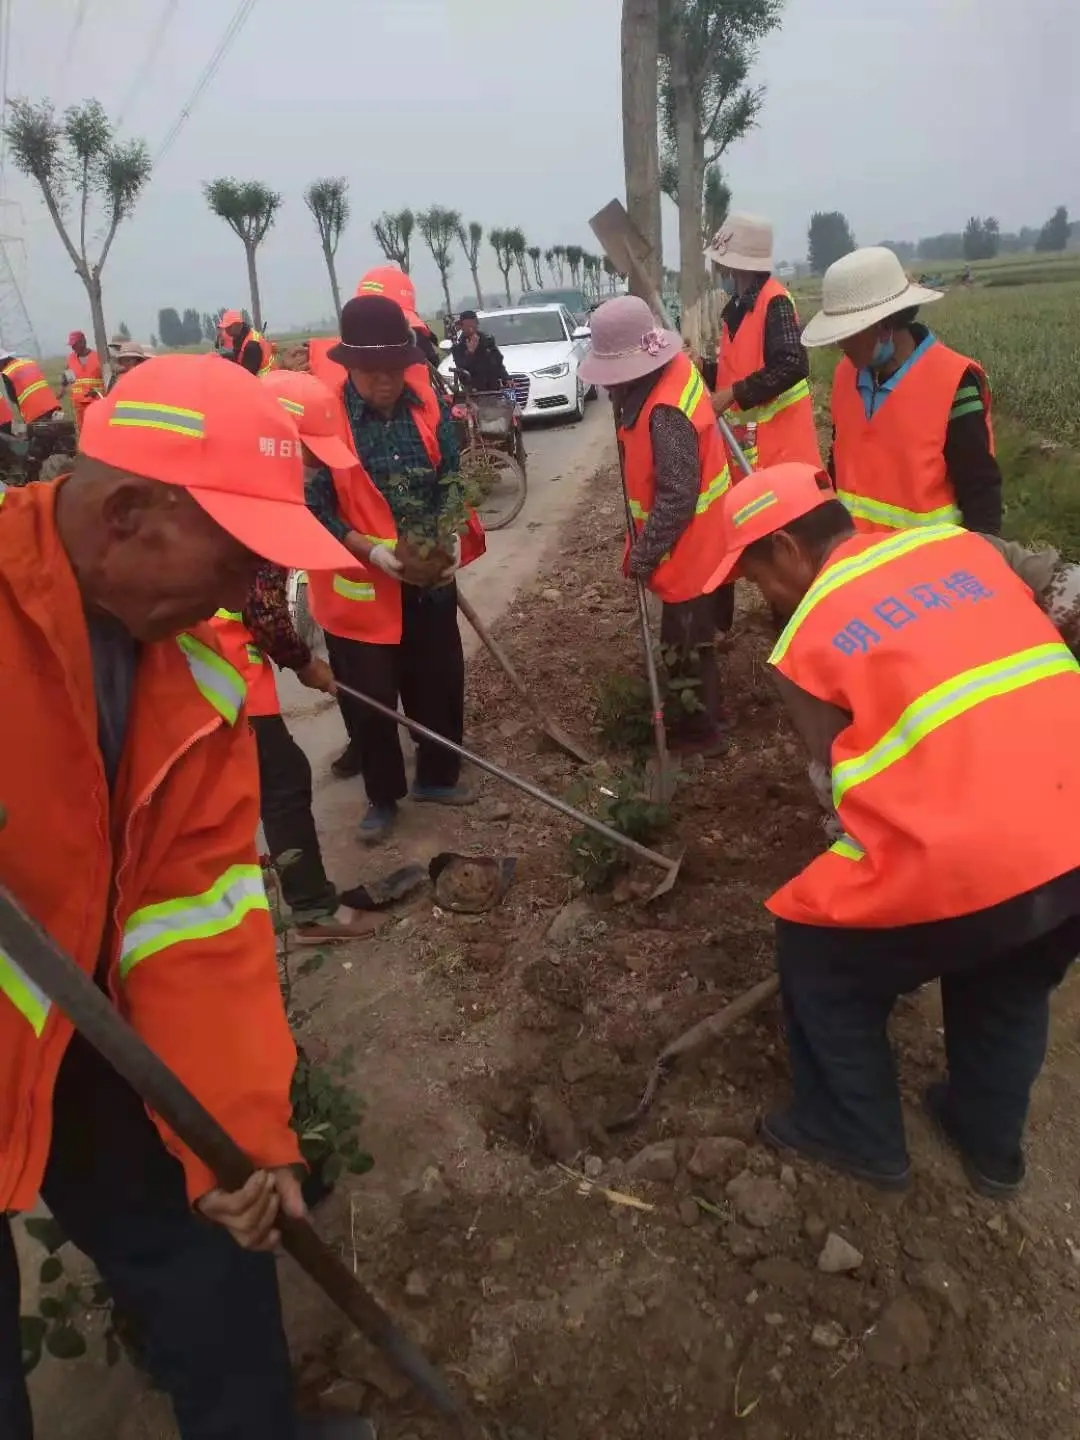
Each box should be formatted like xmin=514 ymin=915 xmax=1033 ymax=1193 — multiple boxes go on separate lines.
xmin=440 ymin=304 xmax=594 ymax=423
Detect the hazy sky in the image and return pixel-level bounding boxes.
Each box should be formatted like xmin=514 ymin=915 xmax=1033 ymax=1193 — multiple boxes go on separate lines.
xmin=4 ymin=0 xmax=1077 ymax=351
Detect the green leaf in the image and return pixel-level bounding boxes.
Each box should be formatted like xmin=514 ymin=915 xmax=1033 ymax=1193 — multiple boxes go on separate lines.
xmin=346 ymin=1150 xmax=374 ymax=1176
xmin=23 ymin=1217 xmax=68 ymax=1255
xmin=39 ymin=1256 xmax=63 ymax=1285
xmin=45 ymin=1325 xmax=87 ymax=1361
xmin=19 ymin=1314 xmax=46 ymax=1375
xmin=38 ymin=1297 xmax=62 ymax=1320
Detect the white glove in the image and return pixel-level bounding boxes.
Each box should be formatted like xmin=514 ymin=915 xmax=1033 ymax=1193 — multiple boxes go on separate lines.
xmin=367 ymin=543 xmax=403 ymax=578
xmin=439 ymin=532 xmax=463 ymax=581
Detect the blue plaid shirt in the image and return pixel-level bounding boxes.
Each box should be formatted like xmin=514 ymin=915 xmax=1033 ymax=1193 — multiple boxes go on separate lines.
xmin=305 ymin=377 xmax=461 ymax=543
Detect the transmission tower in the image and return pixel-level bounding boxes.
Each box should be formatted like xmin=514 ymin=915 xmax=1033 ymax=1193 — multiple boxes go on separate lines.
xmin=0 ymin=0 xmax=41 ymax=357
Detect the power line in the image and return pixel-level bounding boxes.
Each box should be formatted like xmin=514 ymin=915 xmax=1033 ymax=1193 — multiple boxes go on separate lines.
xmin=154 ymin=0 xmax=259 ymax=166
xmin=0 ymin=0 xmax=42 ymax=358
xmin=117 ymin=0 xmax=180 ymax=127
xmin=0 ymin=0 xmax=11 ymax=192
xmin=55 ymin=0 xmax=88 ymax=95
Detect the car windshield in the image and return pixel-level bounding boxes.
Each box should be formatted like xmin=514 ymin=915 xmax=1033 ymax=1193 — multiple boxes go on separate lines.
xmin=481 ymin=312 xmax=567 ymax=346
xmin=526 ymin=289 xmax=588 ymax=313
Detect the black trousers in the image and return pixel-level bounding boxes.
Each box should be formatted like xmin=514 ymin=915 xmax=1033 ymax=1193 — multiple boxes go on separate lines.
xmin=0 ymin=1035 xmax=295 ymax=1439
xmin=251 ymin=714 xmax=336 ymax=920
xmin=776 ymin=874 xmax=1080 ymax=1173
xmin=325 ymin=583 xmax=464 ymax=807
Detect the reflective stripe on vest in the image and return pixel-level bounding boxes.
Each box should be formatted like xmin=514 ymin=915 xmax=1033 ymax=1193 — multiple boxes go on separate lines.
xmin=770 ymin=525 xmax=961 ymax=666
xmin=0 ymin=944 xmax=51 ymax=1035
xmin=837 ymin=489 xmax=962 ymax=532
xmin=3 ymin=363 xmax=48 ymax=405
xmin=249 ymin=330 xmax=275 ymax=377
xmin=332 ymin=575 xmax=376 ymax=602
xmin=214 ymin=608 xmax=265 ymax=671
xmin=119 ymin=864 xmax=269 ymax=979
xmin=177 ymin=633 xmax=246 ymax=725
xmin=830 ymin=834 xmax=864 ymax=862
xmin=725 ymin=377 xmax=812 ymax=427
xmin=831 ymin=642 xmax=1079 ymax=810
xmin=630 ymin=364 xmax=730 ymax=524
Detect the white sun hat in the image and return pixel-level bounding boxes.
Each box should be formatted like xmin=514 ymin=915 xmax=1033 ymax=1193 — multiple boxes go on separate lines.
xmin=801 ymin=247 xmax=944 ymax=349
xmin=703 ymin=213 xmax=773 ymax=273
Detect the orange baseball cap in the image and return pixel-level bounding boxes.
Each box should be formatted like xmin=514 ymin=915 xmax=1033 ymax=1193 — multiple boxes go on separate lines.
xmin=355 ymin=265 xmax=426 ymax=332
xmin=79 ymin=353 xmax=354 ymax=572
xmin=260 ymin=370 xmax=358 ymax=470
xmin=219 ymin=309 xmax=244 ymax=329
xmin=705 ymin=463 xmax=835 ymax=590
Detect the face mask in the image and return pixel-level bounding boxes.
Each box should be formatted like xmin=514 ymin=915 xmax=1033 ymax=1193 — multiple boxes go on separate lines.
xmin=869 ymin=337 xmax=895 ymax=370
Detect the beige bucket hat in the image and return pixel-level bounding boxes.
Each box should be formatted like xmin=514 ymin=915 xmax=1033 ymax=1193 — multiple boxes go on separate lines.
xmin=704 ymin=213 xmax=773 ymax=272
xmin=802 ymin=247 xmax=943 ymax=348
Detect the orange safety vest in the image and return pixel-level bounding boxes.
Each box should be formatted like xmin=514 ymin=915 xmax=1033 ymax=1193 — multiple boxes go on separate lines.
xmin=2 ymin=358 xmax=60 ymax=424
xmin=306 ymin=342 xmax=485 ymax=644
xmin=0 ymin=391 xmax=12 ymax=428
xmin=209 ymin=610 xmax=281 ymax=717
xmin=617 ymin=350 xmax=731 ymax=603
xmin=0 ymin=481 xmax=300 ymax=1211
xmin=716 ymin=277 xmax=821 ymax=475
xmin=229 ymin=328 xmax=277 ymax=377
xmin=767 ymin=526 xmax=1080 ymax=929
xmin=831 ymin=339 xmax=993 ymax=533
xmin=67 ymin=349 xmax=104 ymax=408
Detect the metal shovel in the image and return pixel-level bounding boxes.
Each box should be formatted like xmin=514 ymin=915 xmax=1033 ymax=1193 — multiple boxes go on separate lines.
xmin=456 ymin=589 xmax=594 ymax=765
xmin=334 ymin=681 xmax=682 ymax=900
xmin=0 ymin=884 xmax=464 ymax=1423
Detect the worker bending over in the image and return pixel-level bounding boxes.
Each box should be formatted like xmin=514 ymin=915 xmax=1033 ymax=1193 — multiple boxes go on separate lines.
xmin=0 ymin=353 xmax=370 ymax=1439
xmin=219 ymin=309 xmax=276 ymax=377
xmin=580 ymin=295 xmax=733 ymax=753
xmin=705 ymin=214 xmax=821 ymax=472
xmin=0 ymin=351 xmax=62 ymax=434
xmin=709 ymin=464 xmax=1080 ymax=1196
xmin=803 ymin=247 xmax=1001 ymax=534
xmin=305 ymin=295 xmax=484 ymax=842
xmin=59 ymin=329 xmax=104 ymax=433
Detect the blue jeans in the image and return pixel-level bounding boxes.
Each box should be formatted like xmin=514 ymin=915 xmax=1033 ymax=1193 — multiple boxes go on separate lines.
xmin=0 ymin=1035 xmax=296 ymax=1439
xmin=775 ymin=886 xmax=1080 ymax=1173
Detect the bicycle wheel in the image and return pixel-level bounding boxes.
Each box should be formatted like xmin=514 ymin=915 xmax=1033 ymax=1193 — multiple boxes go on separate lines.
xmin=462 ymin=444 xmax=528 ymax=531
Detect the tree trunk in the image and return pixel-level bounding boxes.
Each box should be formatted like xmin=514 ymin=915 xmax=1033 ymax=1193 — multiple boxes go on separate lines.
xmin=439 ymin=268 xmax=453 ymax=315
xmin=84 ymin=271 xmax=111 ymax=387
xmin=621 ymin=0 xmax=662 ymax=298
xmin=470 ymin=262 xmax=483 ymax=307
xmin=245 ymin=242 xmax=263 ymax=330
xmin=670 ymin=25 xmax=705 ymax=351
xmin=501 ymin=267 xmax=512 ymax=305
xmin=323 ymin=245 xmax=343 ymax=323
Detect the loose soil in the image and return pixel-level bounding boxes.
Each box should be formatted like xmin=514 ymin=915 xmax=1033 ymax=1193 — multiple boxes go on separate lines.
xmin=280 ymin=465 xmax=1080 ymax=1440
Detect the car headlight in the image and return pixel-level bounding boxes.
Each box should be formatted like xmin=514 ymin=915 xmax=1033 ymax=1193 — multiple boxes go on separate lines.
xmin=532 ymin=362 xmax=570 ymax=379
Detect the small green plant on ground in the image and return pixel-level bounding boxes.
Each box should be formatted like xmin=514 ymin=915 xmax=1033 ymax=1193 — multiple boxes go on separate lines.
xmin=595 ymin=649 xmax=705 ymax=753
xmin=566 ymin=769 xmax=671 ymax=890
xmin=19 ymin=1217 xmax=124 ymax=1376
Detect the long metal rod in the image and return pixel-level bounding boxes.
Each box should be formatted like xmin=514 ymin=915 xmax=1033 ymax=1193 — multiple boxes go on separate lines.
xmin=0 ymin=885 xmax=462 ymax=1420
xmin=334 ymin=680 xmax=678 ymax=876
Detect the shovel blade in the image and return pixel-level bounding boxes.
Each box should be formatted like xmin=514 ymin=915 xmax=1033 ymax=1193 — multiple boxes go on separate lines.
xmin=589 ymin=199 xmax=657 ymax=279
xmin=646 ymin=851 xmax=684 ymax=903
xmin=539 ymin=718 xmax=594 ymax=766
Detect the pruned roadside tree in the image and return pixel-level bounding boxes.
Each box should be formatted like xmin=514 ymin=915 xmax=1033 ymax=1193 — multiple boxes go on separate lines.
xmin=528 ymin=245 xmax=544 ymax=288
xmin=659 ymin=0 xmax=782 ymax=343
xmin=622 ymin=0 xmax=663 ymax=297
xmin=544 ymin=248 xmax=558 ymax=284
xmin=565 ymin=244 xmax=584 ymax=287
xmin=304 ymin=176 xmax=350 ymax=321
xmin=372 ymin=208 xmax=415 ymax=272
xmin=489 ymin=228 xmax=516 ymax=304
xmin=603 ymin=255 xmax=620 ymax=295
xmin=418 ymin=205 xmax=461 ymax=314
xmin=552 ymin=245 xmax=568 ymax=283
xmin=807 ymin=210 xmax=855 ymax=274
xmin=5 ymin=97 xmax=151 ymax=375
xmin=458 ymin=220 xmax=485 ymax=306
xmin=508 ymin=229 xmax=530 ymax=293
xmin=203 ymin=178 xmax=282 ymax=330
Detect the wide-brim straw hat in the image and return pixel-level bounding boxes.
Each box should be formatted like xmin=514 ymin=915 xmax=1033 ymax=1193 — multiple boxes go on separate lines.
xmin=802 ymin=247 xmax=944 ymax=348
xmin=327 ymin=295 xmax=426 ymax=373
xmin=703 ymin=213 xmax=773 ymax=272
xmin=578 ymin=295 xmax=681 ymax=387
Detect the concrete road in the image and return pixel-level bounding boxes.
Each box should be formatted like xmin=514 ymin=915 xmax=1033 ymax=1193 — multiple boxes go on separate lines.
xmin=20 ymin=398 xmax=615 ymax=1440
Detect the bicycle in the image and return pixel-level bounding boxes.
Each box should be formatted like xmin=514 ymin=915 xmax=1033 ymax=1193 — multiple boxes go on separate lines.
xmin=452 ymin=378 xmax=528 ymax=532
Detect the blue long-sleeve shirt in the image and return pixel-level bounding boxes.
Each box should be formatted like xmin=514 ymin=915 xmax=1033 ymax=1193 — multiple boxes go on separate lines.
xmin=305 ymin=377 xmax=461 ymax=543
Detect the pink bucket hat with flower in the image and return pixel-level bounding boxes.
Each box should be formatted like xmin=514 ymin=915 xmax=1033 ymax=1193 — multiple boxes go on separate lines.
xmin=578 ymin=295 xmax=682 ymax=388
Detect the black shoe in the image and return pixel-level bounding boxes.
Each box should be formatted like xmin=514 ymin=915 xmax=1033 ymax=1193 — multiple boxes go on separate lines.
xmin=922 ymin=1081 xmax=1024 ymax=1199
xmin=296 ymin=1416 xmax=377 ymax=1440
xmin=331 ymin=743 xmax=362 ymax=780
xmin=760 ymin=1109 xmax=911 ymax=1192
